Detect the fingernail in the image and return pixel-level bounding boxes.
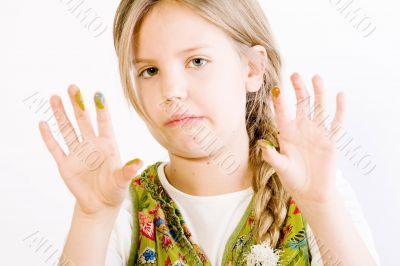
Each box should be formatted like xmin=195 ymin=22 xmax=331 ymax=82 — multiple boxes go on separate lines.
xmin=257 ymin=139 xmax=275 ymax=149
xmin=125 ymin=158 xmax=141 ymax=166
xmin=272 ymin=86 xmax=280 ymax=98
xmin=94 ymin=92 xmax=105 ymax=109
xmin=74 ymin=90 xmax=85 ymax=111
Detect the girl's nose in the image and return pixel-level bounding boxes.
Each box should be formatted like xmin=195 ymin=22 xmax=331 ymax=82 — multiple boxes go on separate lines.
xmin=160 ymin=69 xmax=188 ymax=102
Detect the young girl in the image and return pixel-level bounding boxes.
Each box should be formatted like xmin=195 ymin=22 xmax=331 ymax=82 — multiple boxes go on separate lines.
xmin=38 ymin=0 xmax=380 ymax=265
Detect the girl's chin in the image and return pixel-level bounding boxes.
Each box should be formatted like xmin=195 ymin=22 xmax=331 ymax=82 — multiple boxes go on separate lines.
xmin=167 ymin=136 xmax=214 ymax=158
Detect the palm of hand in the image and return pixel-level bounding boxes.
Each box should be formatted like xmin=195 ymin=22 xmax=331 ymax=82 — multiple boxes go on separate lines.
xmin=259 ymin=73 xmax=345 ymax=203
xmin=58 ymin=137 xmax=124 ymax=214
xmin=39 ymin=85 xmax=142 ymax=216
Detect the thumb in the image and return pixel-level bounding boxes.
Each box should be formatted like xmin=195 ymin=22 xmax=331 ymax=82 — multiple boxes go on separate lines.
xmin=116 ymin=158 xmax=143 ymax=188
xmin=257 ymin=139 xmax=287 ymax=173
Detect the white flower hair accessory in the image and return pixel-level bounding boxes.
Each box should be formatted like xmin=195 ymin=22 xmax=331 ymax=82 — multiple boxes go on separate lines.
xmin=245 ymin=241 xmax=281 ymax=266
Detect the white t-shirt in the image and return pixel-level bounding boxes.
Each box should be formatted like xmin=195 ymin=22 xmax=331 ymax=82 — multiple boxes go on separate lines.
xmin=105 ymin=162 xmax=381 ymax=266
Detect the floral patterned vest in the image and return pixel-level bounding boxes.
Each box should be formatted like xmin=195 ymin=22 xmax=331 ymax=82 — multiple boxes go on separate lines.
xmin=127 ymin=161 xmax=312 ymax=265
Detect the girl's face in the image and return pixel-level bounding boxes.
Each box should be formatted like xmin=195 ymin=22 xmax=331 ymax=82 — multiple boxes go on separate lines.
xmin=133 ymin=1 xmax=252 ymax=158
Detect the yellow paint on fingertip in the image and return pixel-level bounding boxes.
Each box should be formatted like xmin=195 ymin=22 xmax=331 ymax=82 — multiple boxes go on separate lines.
xmin=125 ymin=158 xmax=142 ymax=166
xmin=74 ymin=90 xmax=85 ymax=111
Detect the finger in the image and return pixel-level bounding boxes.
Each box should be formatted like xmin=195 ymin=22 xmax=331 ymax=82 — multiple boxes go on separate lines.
xmin=291 ymin=73 xmax=311 ymax=119
xmin=50 ymin=95 xmax=80 ymax=151
xmin=38 ymin=120 xmax=67 ymax=164
xmin=115 ymin=159 xmax=143 ymax=190
xmin=271 ymin=85 xmax=291 ymax=128
xmin=311 ymin=74 xmax=328 ymax=129
xmin=329 ymin=92 xmax=346 ymax=141
xmin=93 ymin=92 xmax=115 ymax=139
xmin=67 ymin=85 xmax=96 ymax=139
xmin=257 ymin=140 xmax=288 ymax=173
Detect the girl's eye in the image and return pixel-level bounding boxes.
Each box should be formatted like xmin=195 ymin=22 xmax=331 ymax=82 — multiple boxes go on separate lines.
xmin=138 ymin=58 xmax=208 ymax=79
xmin=188 ymin=58 xmax=208 ymax=68
xmin=139 ymin=67 xmax=158 ymax=78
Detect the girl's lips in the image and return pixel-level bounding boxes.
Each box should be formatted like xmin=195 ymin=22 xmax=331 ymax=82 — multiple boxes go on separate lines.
xmin=164 ymin=116 xmax=205 ymax=128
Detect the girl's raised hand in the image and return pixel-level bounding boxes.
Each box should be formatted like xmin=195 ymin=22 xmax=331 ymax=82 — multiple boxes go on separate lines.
xmin=258 ymin=73 xmax=345 ymax=204
xmin=38 ymin=85 xmax=142 ymax=216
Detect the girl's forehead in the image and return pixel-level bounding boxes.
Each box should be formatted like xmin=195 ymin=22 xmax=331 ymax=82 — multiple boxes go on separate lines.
xmin=134 ymin=2 xmax=234 ymax=58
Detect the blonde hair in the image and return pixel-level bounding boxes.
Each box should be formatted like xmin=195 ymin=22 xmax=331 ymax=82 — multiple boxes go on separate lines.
xmin=113 ymin=0 xmax=290 ymax=247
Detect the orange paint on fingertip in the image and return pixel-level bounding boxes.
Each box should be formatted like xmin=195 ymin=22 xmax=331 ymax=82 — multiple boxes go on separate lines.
xmin=272 ymin=86 xmax=280 ymax=98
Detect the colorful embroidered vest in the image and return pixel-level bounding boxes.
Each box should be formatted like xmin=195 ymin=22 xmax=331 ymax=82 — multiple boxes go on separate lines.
xmin=127 ymin=161 xmax=312 ymax=265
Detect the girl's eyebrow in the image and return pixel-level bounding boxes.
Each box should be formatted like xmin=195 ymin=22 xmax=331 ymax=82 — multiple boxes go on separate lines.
xmin=133 ymin=44 xmax=214 ymax=65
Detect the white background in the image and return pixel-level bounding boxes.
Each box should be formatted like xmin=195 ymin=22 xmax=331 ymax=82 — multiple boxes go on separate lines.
xmin=0 ymin=0 xmax=399 ymax=265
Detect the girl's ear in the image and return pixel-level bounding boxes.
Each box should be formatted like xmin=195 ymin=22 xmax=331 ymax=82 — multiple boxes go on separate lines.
xmin=244 ymin=45 xmax=268 ymax=93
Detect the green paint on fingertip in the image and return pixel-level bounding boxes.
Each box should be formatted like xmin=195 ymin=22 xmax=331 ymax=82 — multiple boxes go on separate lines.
xmin=94 ymin=92 xmax=105 ymax=109
xmin=257 ymin=139 xmax=275 ymax=148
